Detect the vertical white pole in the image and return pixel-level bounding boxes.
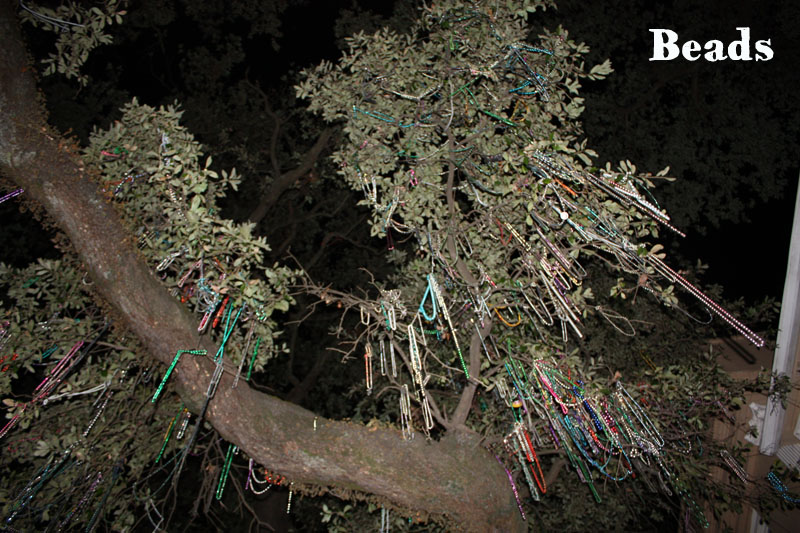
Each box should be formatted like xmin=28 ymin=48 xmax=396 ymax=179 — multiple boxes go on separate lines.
xmin=760 ymin=175 xmax=800 ymax=455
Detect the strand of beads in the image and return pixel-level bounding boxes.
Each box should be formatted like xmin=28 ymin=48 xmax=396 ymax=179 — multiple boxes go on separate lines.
xmin=245 ymin=459 xmax=272 ymax=495
xmin=720 ymin=450 xmax=752 ymax=483
xmin=0 ymin=188 xmax=23 ymax=204
xmin=494 ymin=453 xmax=526 ymax=521
xmin=151 ymin=349 xmax=207 ymax=402
xmin=767 ymin=471 xmax=800 ymax=503
xmin=85 ymin=461 xmax=122 ymax=533
xmin=365 ymin=343 xmax=374 ymax=395
xmin=380 ymin=506 xmax=390 ymax=533
xmin=175 ymin=408 xmax=191 ymax=440
xmin=215 ymin=444 xmax=237 ymax=500
xmin=286 ymin=482 xmax=294 ymax=514
xmin=232 ymin=318 xmax=256 ymax=388
xmin=56 ymin=471 xmax=104 ymax=531
xmin=428 ymin=274 xmax=469 ymax=378
xmin=83 ymin=391 xmax=112 ymax=437
xmin=399 ymin=384 xmax=414 ymax=440
xmin=155 ymin=405 xmax=182 ymax=464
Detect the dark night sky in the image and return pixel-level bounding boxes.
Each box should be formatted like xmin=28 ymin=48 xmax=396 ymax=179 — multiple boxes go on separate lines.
xmin=545 ymin=0 xmax=800 ymax=304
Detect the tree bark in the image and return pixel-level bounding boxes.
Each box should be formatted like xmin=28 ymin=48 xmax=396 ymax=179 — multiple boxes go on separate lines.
xmin=0 ymin=5 xmax=524 ymax=532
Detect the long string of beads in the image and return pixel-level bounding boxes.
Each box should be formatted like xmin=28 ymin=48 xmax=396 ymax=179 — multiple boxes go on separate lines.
xmin=85 ymin=461 xmax=122 ymax=533
xmin=0 ymin=188 xmax=24 ymax=204
xmin=428 ymin=274 xmax=469 ymax=378
xmin=2 ymin=341 xmax=86 ymax=441
xmin=56 ymin=471 xmax=103 ymax=532
xmin=175 ymin=408 xmax=191 ymax=440
xmin=515 ymin=444 xmax=540 ymax=501
xmin=516 ymin=423 xmax=547 ymax=494
xmin=719 ymin=450 xmax=752 ymax=483
xmin=245 ymin=337 xmax=262 ymax=381
xmin=214 ymin=305 xmax=243 ymax=361
xmin=215 ymin=444 xmax=237 ymax=500
xmin=767 ymin=471 xmax=800 ymax=503
xmin=389 ymin=340 xmax=397 ymax=378
xmin=152 ymin=349 xmax=207 ymax=402
xmin=246 ymin=459 xmax=272 ymax=495
xmin=286 ymin=482 xmax=294 ymax=514
xmin=493 ymin=454 xmax=525 ymax=521
xmin=380 ymin=506 xmax=390 ymax=533
xmin=616 ymin=383 xmax=664 ymax=448
xmin=83 ymin=391 xmax=112 ymax=437
xmin=5 ymin=459 xmax=56 ymax=524
xmin=673 ymin=477 xmax=709 ymax=528
xmin=365 ymin=343 xmax=374 ymax=395
xmin=407 ymin=324 xmax=424 ymax=389
xmin=232 ymin=318 xmax=256 ymax=388
xmin=155 ymin=407 xmax=180 ymax=464
xmin=647 ymin=255 xmax=764 ymax=347
xmin=399 ymin=384 xmax=414 ymax=440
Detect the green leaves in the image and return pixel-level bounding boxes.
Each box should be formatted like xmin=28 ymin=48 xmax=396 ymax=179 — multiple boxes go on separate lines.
xmin=19 ymin=0 xmax=126 ymax=85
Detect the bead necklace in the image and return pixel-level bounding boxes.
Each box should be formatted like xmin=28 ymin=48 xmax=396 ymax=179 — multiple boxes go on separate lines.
xmin=647 ymin=255 xmax=763 ymax=347
xmin=514 ymin=423 xmax=546 ymax=494
xmin=407 ymin=324 xmax=424 ymax=389
xmin=420 ymin=390 xmax=434 ymax=433
xmin=389 ymin=339 xmax=397 ymax=377
xmin=215 ymin=444 xmax=237 ymax=500
xmin=719 ymin=450 xmax=752 ymax=483
xmin=152 ymin=349 xmax=207 ymax=402
xmin=380 ymin=507 xmax=390 ymax=533
xmin=364 ymin=343 xmax=374 ymax=395
xmin=399 ymin=384 xmax=414 ymax=440
xmin=0 ymin=188 xmax=24 ymax=204
xmin=538 ymin=270 xmax=583 ymax=339
xmin=155 ymin=406 xmax=182 ymax=464
xmin=175 ymin=408 xmax=191 ymax=440
xmin=562 ymin=413 xmax=631 ymax=482
xmin=379 ymin=339 xmax=387 ymax=376
xmin=515 ymin=444 xmax=540 ymax=501
xmin=85 ymin=461 xmax=122 ymax=533
xmin=672 ymin=476 xmax=709 ymax=528
xmin=246 ymin=459 xmax=272 ymax=495
xmin=767 ymin=471 xmax=800 ymax=503
xmin=616 ymin=384 xmax=664 ymax=448
xmin=83 ymin=391 xmax=112 ymax=438
xmin=56 ymin=471 xmax=103 ymax=532
xmin=493 ymin=454 xmax=526 ymax=521
xmin=286 ymin=482 xmax=294 ymax=514
xmin=429 ymin=274 xmax=469 ymax=378
xmin=516 ymin=281 xmax=554 ymax=326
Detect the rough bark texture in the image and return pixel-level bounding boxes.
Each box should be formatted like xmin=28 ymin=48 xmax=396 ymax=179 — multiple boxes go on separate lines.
xmin=0 ymin=4 xmax=525 ymax=532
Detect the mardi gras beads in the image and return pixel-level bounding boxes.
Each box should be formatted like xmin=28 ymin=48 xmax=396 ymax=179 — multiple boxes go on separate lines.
xmin=151 ymin=349 xmax=207 ymax=402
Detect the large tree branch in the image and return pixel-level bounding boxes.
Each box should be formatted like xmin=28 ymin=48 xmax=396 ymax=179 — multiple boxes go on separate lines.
xmin=450 ymin=319 xmax=492 ymax=428
xmin=248 ymin=127 xmax=334 ymax=225
xmin=0 ymin=6 xmax=523 ymax=532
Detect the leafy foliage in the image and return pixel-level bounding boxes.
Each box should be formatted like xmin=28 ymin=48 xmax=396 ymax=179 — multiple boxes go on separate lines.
xmin=19 ymin=0 xmax=126 ymax=85
xmin=1 ymin=99 xmax=299 ymax=530
xmin=295 ymin=0 xmax=786 ymax=529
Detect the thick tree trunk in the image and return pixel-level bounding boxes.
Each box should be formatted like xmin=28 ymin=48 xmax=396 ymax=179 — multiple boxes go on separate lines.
xmin=0 ymin=4 xmax=524 ymax=532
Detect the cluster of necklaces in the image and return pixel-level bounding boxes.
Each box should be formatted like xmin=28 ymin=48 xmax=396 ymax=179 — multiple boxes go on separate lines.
xmin=322 ymin=4 xmax=776 ymax=527
xmin=1 ymin=120 xmax=297 ymax=530
xmin=0 ymin=3 xmax=790 ymax=530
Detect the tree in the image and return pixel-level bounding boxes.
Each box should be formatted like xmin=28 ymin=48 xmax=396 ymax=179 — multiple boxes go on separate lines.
xmin=0 ymin=1 xmax=788 ymax=532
